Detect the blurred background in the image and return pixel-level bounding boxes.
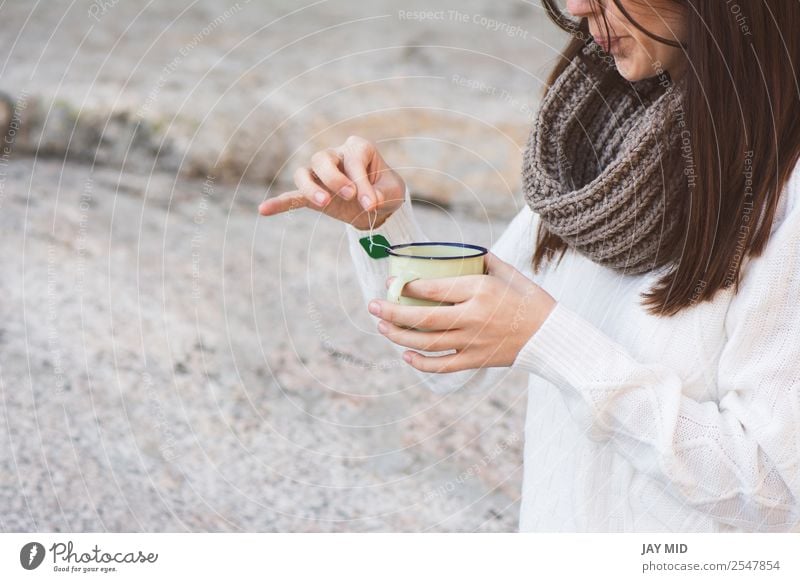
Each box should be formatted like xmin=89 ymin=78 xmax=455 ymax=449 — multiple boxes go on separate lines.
xmin=0 ymin=0 xmax=566 ymax=531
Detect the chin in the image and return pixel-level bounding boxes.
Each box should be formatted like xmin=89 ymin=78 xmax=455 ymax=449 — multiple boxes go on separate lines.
xmin=613 ymin=57 xmax=655 ymax=82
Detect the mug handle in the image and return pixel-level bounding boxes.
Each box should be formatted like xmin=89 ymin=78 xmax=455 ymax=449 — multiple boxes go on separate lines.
xmin=387 ymin=274 xmax=421 ymax=304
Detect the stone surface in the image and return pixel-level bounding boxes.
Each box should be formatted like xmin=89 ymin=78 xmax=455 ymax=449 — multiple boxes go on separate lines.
xmin=0 ymin=0 xmax=566 ymax=217
xmin=0 ymin=0 xmax=567 ymax=532
xmin=0 ymin=158 xmax=531 ymax=532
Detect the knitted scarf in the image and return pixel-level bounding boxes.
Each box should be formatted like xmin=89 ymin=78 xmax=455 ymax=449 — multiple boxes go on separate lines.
xmin=522 ymin=45 xmax=687 ymax=275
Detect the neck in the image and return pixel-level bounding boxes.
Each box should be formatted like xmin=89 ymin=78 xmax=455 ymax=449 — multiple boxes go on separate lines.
xmin=666 ymin=58 xmax=689 ymax=81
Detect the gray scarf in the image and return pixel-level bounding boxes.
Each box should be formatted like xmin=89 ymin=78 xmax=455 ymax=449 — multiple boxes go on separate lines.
xmin=522 ymin=45 xmax=687 ymax=275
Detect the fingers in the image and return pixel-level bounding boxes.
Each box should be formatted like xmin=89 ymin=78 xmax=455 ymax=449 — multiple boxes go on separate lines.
xmin=369 ymin=299 xmax=462 ymax=331
xmin=385 ymin=274 xmax=488 ymax=304
xmin=377 ymin=320 xmax=469 ymax=351
xmin=403 ymin=349 xmax=473 ymax=373
xmin=289 ymin=137 xmax=386 ymax=212
xmin=484 ymin=252 xmax=508 ymax=276
xmin=310 ymin=148 xmax=357 ymax=201
xmin=293 ymin=167 xmax=332 ymax=207
xmin=485 ymin=253 xmax=520 ymax=285
xmin=258 ymin=190 xmax=310 ymax=216
xmin=341 ymin=136 xmax=382 ymax=211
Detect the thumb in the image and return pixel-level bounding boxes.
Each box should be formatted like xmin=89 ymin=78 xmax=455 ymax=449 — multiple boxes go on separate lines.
xmin=485 ymin=251 xmax=528 ymax=290
xmin=484 ymin=251 xmax=514 ymax=277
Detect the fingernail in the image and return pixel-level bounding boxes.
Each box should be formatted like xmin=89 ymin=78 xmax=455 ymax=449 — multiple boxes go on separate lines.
xmin=368 ymin=301 xmax=381 ymax=316
xmin=377 ymin=320 xmax=388 ymax=333
xmin=360 ymin=195 xmax=371 ymax=210
xmin=314 ymin=191 xmax=328 ymax=205
xmin=403 ymin=352 xmax=412 ymax=363
xmin=341 ymin=185 xmax=355 ymax=199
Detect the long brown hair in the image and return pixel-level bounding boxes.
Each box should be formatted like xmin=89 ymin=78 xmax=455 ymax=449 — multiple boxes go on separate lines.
xmin=537 ymin=0 xmax=800 ymax=316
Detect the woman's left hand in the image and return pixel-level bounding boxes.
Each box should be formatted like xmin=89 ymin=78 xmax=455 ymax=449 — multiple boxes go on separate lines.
xmin=367 ymin=252 xmax=557 ymax=373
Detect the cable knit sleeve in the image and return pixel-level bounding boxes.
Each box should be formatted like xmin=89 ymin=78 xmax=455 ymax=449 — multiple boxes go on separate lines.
xmin=346 ymin=186 xmax=536 ymax=395
xmin=511 ymin=173 xmax=800 ymax=531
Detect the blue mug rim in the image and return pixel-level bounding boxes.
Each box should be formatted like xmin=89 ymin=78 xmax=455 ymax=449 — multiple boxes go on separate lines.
xmin=387 ymin=241 xmax=488 ymax=260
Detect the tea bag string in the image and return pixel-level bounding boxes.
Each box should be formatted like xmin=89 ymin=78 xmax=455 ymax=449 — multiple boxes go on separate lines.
xmin=366 ymin=206 xmax=391 ymax=254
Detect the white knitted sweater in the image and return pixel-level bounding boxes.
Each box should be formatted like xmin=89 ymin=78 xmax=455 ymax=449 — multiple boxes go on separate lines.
xmin=345 ymin=164 xmax=800 ymax=532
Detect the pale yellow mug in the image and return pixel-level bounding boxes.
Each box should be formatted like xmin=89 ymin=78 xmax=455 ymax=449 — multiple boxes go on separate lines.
xmin=386 ymin=242 xmax=488 ymax=331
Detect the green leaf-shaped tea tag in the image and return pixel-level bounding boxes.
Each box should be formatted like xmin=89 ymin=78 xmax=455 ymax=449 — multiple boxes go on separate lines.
xmin=359 ymin=234 xmax=391 ymax=259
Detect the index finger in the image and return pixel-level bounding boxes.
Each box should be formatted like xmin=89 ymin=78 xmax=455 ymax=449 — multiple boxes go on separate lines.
xmin=386 ymin=275 xmax=486 ymax=304
xmin=258 ymin=190 xmax=310 ymax=216
xmin=370 ymin=299 xmax=462 ymax=331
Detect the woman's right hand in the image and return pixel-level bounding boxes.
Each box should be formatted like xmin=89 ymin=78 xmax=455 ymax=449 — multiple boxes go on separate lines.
xmin=258 ymin=136 xmax=406 ymax=230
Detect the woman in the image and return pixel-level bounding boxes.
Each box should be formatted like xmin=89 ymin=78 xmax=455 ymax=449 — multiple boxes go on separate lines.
xmin=259 ymin=0 xmax=800 ymax=532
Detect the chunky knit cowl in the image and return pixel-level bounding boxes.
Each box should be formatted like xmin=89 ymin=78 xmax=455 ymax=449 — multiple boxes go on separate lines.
xmin=522 ymin=45 xmax=688 ymax=275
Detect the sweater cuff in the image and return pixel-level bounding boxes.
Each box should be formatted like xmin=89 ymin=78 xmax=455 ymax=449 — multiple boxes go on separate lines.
xmin=511 ymin=301 xmax=636 ymax=390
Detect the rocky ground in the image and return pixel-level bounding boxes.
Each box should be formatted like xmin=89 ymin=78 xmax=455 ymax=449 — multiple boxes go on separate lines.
xmin=0 ymin=0 xmax=567 ymax=532
xmin=0 ymin=0 xmax=566 ymax=215
xmin=0 ymin=157 xmax=529 ymax=532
